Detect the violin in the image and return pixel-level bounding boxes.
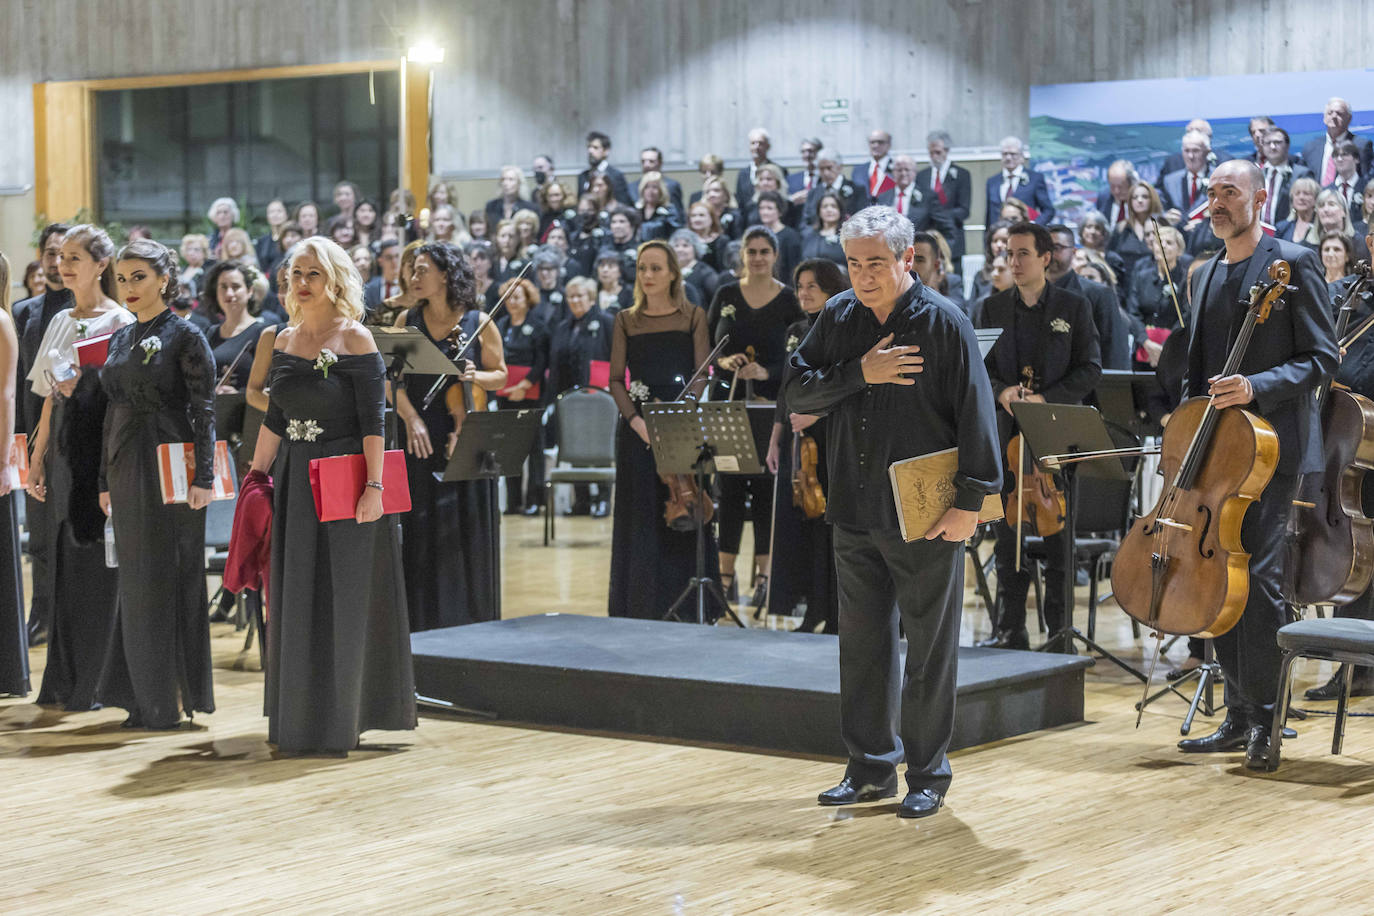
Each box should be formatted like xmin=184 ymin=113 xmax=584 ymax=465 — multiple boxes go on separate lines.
xmin=1292 ymin=261 xmax=1374 ymax=605
xmin=662 ymin=472 xmax=714 ymax=531
xmin=1112 ymin=260 xmax=1291 ymax=720
xmin=1003 ymin=368 xmax=1065 ymax=571
xmin=791 ymin=430 xmax=826 ymax=519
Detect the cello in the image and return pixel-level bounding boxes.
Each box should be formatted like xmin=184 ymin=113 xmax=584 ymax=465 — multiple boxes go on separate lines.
xmin=1291 ymin=262 xmax=1374 ymax=605
xmin=1111 ymin=260 xmax=1292 ymax=717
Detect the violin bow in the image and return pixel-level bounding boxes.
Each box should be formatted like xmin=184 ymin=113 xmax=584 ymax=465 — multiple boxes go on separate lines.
xmin=1149 ymin=217 xmax=1187 ymax=330
xmin=420 ymin=259 xmax=534 ymax=409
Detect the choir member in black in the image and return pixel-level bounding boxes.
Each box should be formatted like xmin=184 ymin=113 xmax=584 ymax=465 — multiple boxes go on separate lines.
xmin=607 ymin=240 xmax=716 ymax=620
xmin=670 ymin=229 xmax=720 ymax=306
xmin=976 ymin=221 xmax=1102 ymax=650
xmin=26 ymin=225 xmax=135 ymax=710
xmin=753 ymin=192 xmax=802 ymax=284
xmin=530 ymin=250 xmax=566 ymax=325
xmin=968 ymin=221 xmax=1012 ymax=307
xmin=800 ymin=192 xmax=847 ymax=267
xmin=703 ymin=179 xmax=743 ymax=241
xmin=247 ymin=237 xmax=414 ymax=755
xmin=634 ymin=173 xmax=682 ymax=242
xmin=11 ymin=222 xmax=71 ymax=647
xmin=1307 ymin=222 xmax=1374 ymax=700
xmin=0 ymin=254 xmax=25 ymax=697
xmin=764 ymin=258 xmax=849 ymax=633
xmin=1126 ymin=223 xmax=1192 ymax=371
xmin=1173 ymin=161 xmax=1337 ymax=769
xmin=465 ymin=240 xmax=502 ymax=314
xmin=595 ymin=250 xmax=633 ymax=315
xmin=687 ymin=202 xmax=732 ymax=273
xmin=204 ymin=260 xmax=268 ymax=459
xmin=1320 ymin=232 xmax=1356 ymax=301
xmin=788 ymin=206 xmax=1001 ymax=819
xmin=95 ymin=239 xmax=216 ymax=728
xmin=536 ymin=181 xmax=576 ymax=239
xmin=393 ymin=242 xmax=508 ymax=630
xmin=1108 ymin=181 xmax=1165 ymax=298
xmin=605 ymin=208 xmax=641 ymax=270
xmin=495 ymin=276 xmax=550 ymax=516
xmin=706 ymin=226 xmax=804 ymax=606
xmin=549 ymin=277 xmax=614 ymax=517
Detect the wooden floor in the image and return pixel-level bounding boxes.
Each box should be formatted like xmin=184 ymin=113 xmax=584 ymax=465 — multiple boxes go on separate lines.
xmin=5 ymin=514 xmax=1373 ymax=914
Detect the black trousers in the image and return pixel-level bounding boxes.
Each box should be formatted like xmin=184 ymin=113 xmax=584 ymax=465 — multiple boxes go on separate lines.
xmin=992 ymin=521 xmax=1066 ymax=634
xmin=24 ymin=493 xmax=51 ymax=632
xmin=1214 ymin=472 xmax=1296 ymax=714
xmin=717 ymin=473 xmax=774 ymax=555
xmin=833 ymin=524 xmax=963 ymax=796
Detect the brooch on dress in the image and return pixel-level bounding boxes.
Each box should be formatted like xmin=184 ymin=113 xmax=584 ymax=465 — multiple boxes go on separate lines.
xmin=628 ymin=380 xmax=651 ymax=403
xmin=140 ymin=337 xmax=162 ymax=364
xmin=287 ymin=419 xmax=323 ymax=442
xmin=314 ymin=348 xmax=338 ymax=378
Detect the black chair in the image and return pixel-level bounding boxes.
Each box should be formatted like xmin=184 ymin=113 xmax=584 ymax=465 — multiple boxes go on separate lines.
xmin=543 ymin=386 xmax=618 ymax=545
xmin=1266 ymin=617 xmax=1374 ymax=767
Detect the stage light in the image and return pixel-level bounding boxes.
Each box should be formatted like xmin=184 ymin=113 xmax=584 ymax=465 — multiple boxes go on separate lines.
xmin=406 ymin=42 xmax=445 ymax=64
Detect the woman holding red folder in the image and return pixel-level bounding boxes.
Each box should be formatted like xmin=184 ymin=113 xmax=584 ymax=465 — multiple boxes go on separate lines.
xmin=494 ymin=276 xmax=549 ymax=516
xmin=249 ymin=236 xmax=415 ymax=756
xmin=95 ymin=238 xmax=217 ymax=728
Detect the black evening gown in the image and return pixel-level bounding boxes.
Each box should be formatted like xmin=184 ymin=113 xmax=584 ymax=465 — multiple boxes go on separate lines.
xmin=400 ymin=307 xmax=500 ymax=630
xmin=263 ymin=350 xmax=415 ymax=753
xmin=96 ymin=312 xmax=216 ymax=726
xmin=607 ymin=309 xmax=720 ymax=621
xmin=0 ymin=493 xmax=26 ymax=697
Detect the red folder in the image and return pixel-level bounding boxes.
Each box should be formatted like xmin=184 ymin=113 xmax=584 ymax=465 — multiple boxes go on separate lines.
xmin=1134 ymin=327 xmax=1172 ymax=364
xmin=308 ymin=450 xmax=411 ymax=522
xmin=497 ymin=364 xmax=541 ymax=400
xmin=587 ymin=360 xmax=631 ymax=391
xmin=75 ymin=332 xmax=114 ymax=368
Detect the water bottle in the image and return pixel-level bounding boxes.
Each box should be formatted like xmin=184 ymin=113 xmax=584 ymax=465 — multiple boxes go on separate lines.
xmin=104 ymin=514 xmax=118 ymax=568
xmin=49 ymin=348 xmax=76 ymax=384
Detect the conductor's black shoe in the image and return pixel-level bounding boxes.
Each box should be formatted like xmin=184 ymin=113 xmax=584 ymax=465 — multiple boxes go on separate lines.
xmin=974 ymin=628 xmax=1029 ymax=650
xmin=1244 ymin=723 xmax=1279 ymax=771
xmin=1304 ymin=667 xmax=1374 ymax=701
xmin=1177 ymin=713 xmax=1251 ymax=753
xmin=816 ymin=775 xmax=898 ymax=806
xmin=896 ymin=788 xmax=944 ymax=819
xmin=590 ymin=500 xmax=610 ymax=518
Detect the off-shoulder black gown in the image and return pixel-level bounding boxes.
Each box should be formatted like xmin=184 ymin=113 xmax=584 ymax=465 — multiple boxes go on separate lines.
xmin=97 ymin=311 xmax=217 ymax=725
xmin=263 ymin=350 xmax=415 ymax=754
xmin=0 ymin=492 xmax=25 ymax=697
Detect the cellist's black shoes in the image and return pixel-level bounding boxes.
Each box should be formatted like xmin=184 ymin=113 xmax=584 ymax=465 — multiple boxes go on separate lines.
xmin=975 ymin=628 xmax=1029 ymax=650
xmin=1244 ymin=723 xmax=1279 ymax=771
xmin=896 ymin=788 xmax=944 ymax=819
xmin=817 ymin=775 xmax=898 ymax=806
xmin=1177 ymin=713 xmax=1251 ymax=753
xmin=1304 ymin=667 xmax=1374 ymax=700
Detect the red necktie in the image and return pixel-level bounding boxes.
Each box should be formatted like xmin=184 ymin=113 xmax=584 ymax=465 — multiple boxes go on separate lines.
xmin=805 ymin=170 xmax=814 ymax=191
xmin=1117 ymin=201 xmax=1128 ymax=224
xmin=870 ymin=163 xmax=880 ymax=196
xmin=1323 ymin=148 xmax=1337 ymax=185
xmin=897 ymin=191 xmax=905 ymax=215
xmin=1264 ymin=169 xmax=1278 ymax=223
xmin=934 ymin=170 xmax=947 ymax=206
xmin=1342 ymin=181 xmax=1351 ymax=206
xmin=1189 ymin=174 xmax=1198 ymax=210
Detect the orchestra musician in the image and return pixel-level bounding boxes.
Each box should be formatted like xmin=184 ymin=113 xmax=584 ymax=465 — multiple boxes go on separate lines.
xmin=1173 ymin=160 xmax=1337 ymax=769
xmin=786 ymin=206 xmax=1001 ymax=819
xmin=975 ymin=221 xmax=1102 ymax=650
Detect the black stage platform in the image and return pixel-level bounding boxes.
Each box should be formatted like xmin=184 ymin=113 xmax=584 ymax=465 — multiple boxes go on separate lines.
xmin=411 ymin=614 xmax=1092 ymax=757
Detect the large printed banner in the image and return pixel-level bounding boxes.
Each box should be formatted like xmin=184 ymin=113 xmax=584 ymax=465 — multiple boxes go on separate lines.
xmin=1029 ymin=68 xmax=1374 ymax=223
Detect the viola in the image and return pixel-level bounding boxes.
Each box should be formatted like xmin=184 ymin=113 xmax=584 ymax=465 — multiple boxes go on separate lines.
xmin=1004 ymin=433 xmax=1065 ymax=539
xmin=791 ymin=430 xmax=826 ymax=519
xmin=662 ymin=472 xmax=713 ymax=531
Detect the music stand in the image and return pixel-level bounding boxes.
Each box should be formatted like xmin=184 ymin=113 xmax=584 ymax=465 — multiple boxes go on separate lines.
xmin=1096 ymin=370 xmax=1157 ymax=440
xmin=1010 ymin=402 xmax=1145 ymax=679
xmin=642 ymin=401 xmax=758 ymax=627
xmin=439 ymin=409 xmax=543 ymax=482
xmin=371 ymin=326 xmax=465 ymax=451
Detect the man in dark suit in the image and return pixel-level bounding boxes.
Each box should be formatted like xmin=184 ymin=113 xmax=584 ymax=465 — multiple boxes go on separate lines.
xmin=1159 ymin=130 xmax=1215 ymax=223
xmin=803 ymin=153 xmax=863 ymax=225
xmin=915 ymin=130 xmax=972 ymax=263
xmin=630 ymin=146 xmax=683 ymax=211
xmin=1047 ymin=225 xmax=1130 ymax=369
xmin=735 ymin=127 xmax=787 ymax=206
xmin=1174 ymin=160 xmax=1338 ymax=770
xmin=852 ymin=130 xmax=894 ymax=205
xmin=976 ymin=221 xmax=1101 ymax=649
xmin=578 ymin=131 xmax=633 ymax=206
xmin=1258 ymin=127 xmax=1314 ymax=225
xmin=1303 ymin=97 xmax=1374 ymax=185
xmin=1094 ymin=160 xmax=1136 ymax=228
xmin=364 ymin=239 xmax=401 ymax=314
xmin=787 ymin=137 xmax=823 ymax=212
xmin=876 ymin=155 xmax=923 ymax=222
xmin=11 ymin=223 xmax=72 ymax=647
xmin=985 ymin=136 xmax=1054 ymax=226
xmin=1327 ymin=139 xmax=1365 ymax=216
xmin=1247 ymin=116 xmax=1277 ymax=166
xmin=1156 ymin=119 xmax=1229 ymax=189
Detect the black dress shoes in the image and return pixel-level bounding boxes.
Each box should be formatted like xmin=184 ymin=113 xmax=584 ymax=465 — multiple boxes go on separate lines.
xmin=590 ymin=500 xmax=610 ymax=518
xmin=1304 ymin=667 xmax=1374 ymax=701
xmin=816 ymin=774 xmax=898 ymax=806
xmin=27 ymin=622 xmax=47 ymax=647
xmin=1177 ymin=713 xmax=1251 ymax=752
xmin=897 ymin=788 xmax=944 ymax=819
xmin=1244 ymin=723 xmax=1278 ymax=771
xmin=975 ymin=628 xmax=1030 ymax=650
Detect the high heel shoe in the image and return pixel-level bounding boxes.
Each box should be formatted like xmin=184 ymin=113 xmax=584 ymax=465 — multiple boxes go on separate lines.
xmin=751 ymin=574 xmax=769 ymax=611
xmin=720 ymin=573 xmax=738 ymax=604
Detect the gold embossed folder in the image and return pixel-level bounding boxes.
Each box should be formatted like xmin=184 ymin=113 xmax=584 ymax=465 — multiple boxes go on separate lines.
xmin=888 ymin=447 xmax=1003 ymax=542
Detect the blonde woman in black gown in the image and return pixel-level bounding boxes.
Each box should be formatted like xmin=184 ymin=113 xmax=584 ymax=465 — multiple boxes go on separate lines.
xmin=0 ymin=252 xmax=25 ymax=697
xmin=249 ymin=237 xmax=415 ymax=756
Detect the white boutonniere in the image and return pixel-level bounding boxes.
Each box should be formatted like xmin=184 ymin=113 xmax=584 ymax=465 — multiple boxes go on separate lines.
xmin=786 ymin=333 xmax=800 ymax=353
xmin=720 ymin=304 xmax=736 ymax=320
xmin=140 ymin=337 xmax=162 ymax=364
xmin=314 ymin=348 xmax=338 ymax=378
xmin=1050 ymin=318 xmax=1072 ymax=334
xmin=948 ymin=166 xmax=959 ymax=178
xmin=628 ymin=380 xmax=651 ymax=403
xmin=522 ymin=324 xmax=533 ymax=336
xmin=587 ymin=320 xmax=601 ymax=333
xmin=551 ymin=292 xmax=564 ymax=304
xmin=840 ymin=185 xmax=853 ymax=197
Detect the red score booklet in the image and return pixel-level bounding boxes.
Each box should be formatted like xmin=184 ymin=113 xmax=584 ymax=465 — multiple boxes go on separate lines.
xmin=496 ymin=364 xmax=540 ymax=400
xmin=75 ymin=332 xmax=115 ymax=368
xmin=308 ymin=450 xmax=411 ymax=522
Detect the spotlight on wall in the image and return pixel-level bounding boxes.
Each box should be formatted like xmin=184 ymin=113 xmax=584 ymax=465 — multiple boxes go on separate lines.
xmin=406 ymin=41 xmax=446 ymax=64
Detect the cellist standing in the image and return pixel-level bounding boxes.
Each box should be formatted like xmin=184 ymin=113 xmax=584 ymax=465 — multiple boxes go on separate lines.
xmin=1176 ymin=160 xmax=1337 ymax=768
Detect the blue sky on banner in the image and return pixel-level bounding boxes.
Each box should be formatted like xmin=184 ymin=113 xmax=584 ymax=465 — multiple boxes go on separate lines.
xmin=1028 ymin=68 xmax=1374 ymax=222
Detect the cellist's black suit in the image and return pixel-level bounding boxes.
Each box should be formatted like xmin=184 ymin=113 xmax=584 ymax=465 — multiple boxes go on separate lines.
xmin=1183 ymin=233 xmax=1337 ymax=715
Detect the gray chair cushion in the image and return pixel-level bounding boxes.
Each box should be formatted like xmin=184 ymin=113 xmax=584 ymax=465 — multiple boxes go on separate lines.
xmin=548 ymin=467 xmax=616 ymax=483
xmin=1278 ymin=617 xmax=1374 ymax=657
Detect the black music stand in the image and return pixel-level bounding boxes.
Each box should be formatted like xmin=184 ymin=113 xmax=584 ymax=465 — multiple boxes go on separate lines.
xmin=1097 ymin=370 xmax=1158 ymax=441
xmin=371 ymin=326 xmax=464 ymax=450
xmin=1011 ymin=402 xmax=1144 ymax=679
xmin=643 ymin=401 xmax=758 ymax=627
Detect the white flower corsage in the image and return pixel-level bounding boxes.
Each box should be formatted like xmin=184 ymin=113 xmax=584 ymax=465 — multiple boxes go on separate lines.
xmin=314 ymin=348 xmax=338 ymax=378
xmin=140 ymin=337 xmax=162 ymax=364
xmin=522 ymin=324 xmax=533 ymax=336
xmin=720 ymin=304 xmax=736 ymax=319
xmin=628 ymin=380 xmax=651 ymax=403
xmin=587 ymin=320 xmax=600 ymax=333
xmin=287 ymin=419 xmax=323 ymax=442
xmin=786 ymin=334 xmax=800 ymax=353
xmin=1050 ymin=318 xmax=1072 ymax=334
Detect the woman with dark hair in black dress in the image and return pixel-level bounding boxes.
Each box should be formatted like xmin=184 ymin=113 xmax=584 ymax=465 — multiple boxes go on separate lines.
xmin=494 ymin=276 xmax=549 ymax=516
xmin=203 ymin=260 xmax=269 ymax=393
xmin=765 ymin=258 xmax=849 ymax=633
xmin=607 ymin=241 xmax=716 ymax=620
xmin=96 ymin=239 xmax=217 ymax=728
xmin=705 ymin=225 xmax=803 ymax=607
xmin=393 ymin=241 xmax=508 ymax=629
